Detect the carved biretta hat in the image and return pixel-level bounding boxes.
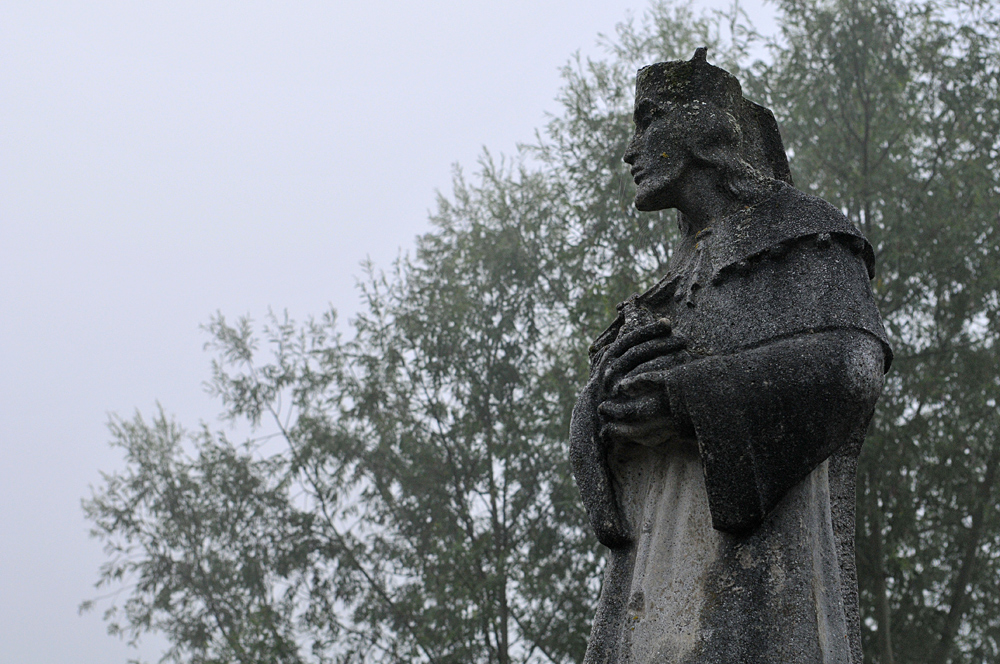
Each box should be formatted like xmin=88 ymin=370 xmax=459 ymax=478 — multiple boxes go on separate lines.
xmin=636 ymin=47 xmax=793 ymax=185
xmin=636 ymin=46 xmax=743 ymax=110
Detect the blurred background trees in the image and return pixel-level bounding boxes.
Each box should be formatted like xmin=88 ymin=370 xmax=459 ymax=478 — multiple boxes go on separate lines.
xmin=754 ymin=1 xmax=1000 ymax=661
xmin=84 ymin=1 xmax=1000 ymax=662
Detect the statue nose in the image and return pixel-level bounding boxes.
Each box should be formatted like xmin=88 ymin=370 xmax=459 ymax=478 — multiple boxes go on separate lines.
xmin=623 ymin=142 xmax=637 ymax=165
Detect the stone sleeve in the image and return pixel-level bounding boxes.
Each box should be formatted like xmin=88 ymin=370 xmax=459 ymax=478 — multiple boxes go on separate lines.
xmin=570 ymin=378 xmax=632 ymax=548
xmin=664 ymin=329 xmax=885 ymax=534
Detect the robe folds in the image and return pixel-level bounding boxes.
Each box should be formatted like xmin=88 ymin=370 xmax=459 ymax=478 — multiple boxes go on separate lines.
xmin=570 ymin=182 xmax=892 ymax=664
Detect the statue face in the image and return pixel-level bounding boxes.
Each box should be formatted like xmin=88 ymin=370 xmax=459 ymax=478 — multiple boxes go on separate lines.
xmin=623 ymin=98 xmax=691 ymax=212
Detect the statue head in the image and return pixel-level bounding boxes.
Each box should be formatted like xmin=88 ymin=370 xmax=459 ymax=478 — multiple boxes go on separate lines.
xmin=623 ymin=48 xmax=791 ymax=214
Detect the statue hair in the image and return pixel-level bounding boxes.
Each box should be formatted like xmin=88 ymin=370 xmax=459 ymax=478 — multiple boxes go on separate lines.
xmin=672 ymin=101 xmax=776 ymax=234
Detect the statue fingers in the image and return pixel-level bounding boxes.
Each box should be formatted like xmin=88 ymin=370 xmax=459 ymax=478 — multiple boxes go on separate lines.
xmin=605 ymin=318 xmax=674 ymax=363
xmin=621 ymin=352 xmax=688 ymax=383
xmin=598 ymin=394 xmax=667 ymax=421
xmin=602 ymin=336 xmax=687 ymax=389
xmin=601 ymin=418 xmax=676 ymax=448
xmin=614 ymin=370 xmax=672 ymax=399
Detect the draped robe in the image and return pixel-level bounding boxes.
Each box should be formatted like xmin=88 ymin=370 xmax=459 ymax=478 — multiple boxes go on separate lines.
xmin=570 ymin=182 xmax=892 ymax=664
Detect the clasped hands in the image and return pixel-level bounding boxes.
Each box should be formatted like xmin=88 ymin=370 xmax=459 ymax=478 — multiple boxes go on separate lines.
xmin=595 ymin=317 xmax=689 ymax=448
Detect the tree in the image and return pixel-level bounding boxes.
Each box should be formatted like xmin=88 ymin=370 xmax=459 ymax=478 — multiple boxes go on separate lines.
xmin=86 ymin=5 xmax=757 ymax=661
xmin=753 ymin=0 xmax=1000 ymax=661
xmin=86 ymin=159 xmax=602 ymax=664
xmin=83 ymin=410 xmax=312 ymax=663
xmin=85 ymin=1 xmax=1000 ymax=662
xmin=306 ymin=160 xmax=599 ymax=663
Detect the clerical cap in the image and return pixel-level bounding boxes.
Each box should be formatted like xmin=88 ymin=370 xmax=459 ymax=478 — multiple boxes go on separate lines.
xmin=636 ymin=48 xmax=793 ymax=185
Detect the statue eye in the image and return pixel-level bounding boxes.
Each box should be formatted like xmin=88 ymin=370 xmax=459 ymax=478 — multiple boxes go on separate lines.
xmin=634 ymin=102 xmax=662 ymax=132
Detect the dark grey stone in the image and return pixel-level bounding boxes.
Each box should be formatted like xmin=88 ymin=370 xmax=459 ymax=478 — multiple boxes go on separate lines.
xmin=570 ymin=48 xmax=891 ymax=664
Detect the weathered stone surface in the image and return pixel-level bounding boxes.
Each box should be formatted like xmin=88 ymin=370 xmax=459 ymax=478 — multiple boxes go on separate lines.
xmin=570 ymin=48 xmax=891 ymax=664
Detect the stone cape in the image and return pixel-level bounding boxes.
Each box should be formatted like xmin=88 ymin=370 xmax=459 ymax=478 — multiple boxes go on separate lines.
xmin=570 ymin=181 xmax=892 ymax=664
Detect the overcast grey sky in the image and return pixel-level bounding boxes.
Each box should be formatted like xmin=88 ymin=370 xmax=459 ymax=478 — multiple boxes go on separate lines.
xmin=0 ymin=2 xmax=775 ymax=661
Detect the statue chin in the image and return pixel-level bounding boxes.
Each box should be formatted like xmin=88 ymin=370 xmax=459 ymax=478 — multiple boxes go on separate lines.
xmin=633 ymin=185 xmax=672 ymax=212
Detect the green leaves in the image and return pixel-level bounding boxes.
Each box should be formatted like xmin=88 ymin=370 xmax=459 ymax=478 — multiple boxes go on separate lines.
xmin=83 ymin=409 xmax=310 ymax=663
xmin=759 ymin=1 xmax=1000 ymax=661
xmin=343 ymin=157 xmax=598 ymax=663
xmin=84 ymin=1 xmax=1000 ymax=662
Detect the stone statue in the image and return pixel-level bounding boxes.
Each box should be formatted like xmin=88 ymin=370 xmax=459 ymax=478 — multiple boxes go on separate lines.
xmin=569 ymin=48 xmax=892 ymax=664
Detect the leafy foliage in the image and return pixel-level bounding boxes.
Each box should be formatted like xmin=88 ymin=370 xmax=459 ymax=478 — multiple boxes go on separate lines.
xmin=84 ymin=2 xmax=1000 ymax=663
xmin=84 ymin=411 xmax=311 ymax=663
xmin=753 ymin=1 xmax=1000 ymax=661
